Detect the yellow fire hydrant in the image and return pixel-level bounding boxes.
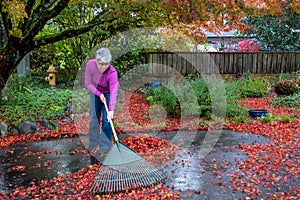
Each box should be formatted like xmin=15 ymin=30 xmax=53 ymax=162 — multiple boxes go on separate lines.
xmin=45 ymin=65 xmax=57 ymax=86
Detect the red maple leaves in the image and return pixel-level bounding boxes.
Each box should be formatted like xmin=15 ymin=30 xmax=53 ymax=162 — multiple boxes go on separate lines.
xmin=1 ymin=92 xmax=299 ymax=199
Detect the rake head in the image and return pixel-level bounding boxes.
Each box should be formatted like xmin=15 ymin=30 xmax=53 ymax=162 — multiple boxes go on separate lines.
xmin=90 ymin=142 xmax=167 ymax=194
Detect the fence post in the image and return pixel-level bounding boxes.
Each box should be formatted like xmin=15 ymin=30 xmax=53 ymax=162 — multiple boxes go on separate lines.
xmin=236 ymin=53 xmax=243 ymax=75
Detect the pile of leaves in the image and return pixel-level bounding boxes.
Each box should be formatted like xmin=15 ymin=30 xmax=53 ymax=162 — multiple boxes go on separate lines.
xmin=122 ymin=134 xmax=181 ymax=165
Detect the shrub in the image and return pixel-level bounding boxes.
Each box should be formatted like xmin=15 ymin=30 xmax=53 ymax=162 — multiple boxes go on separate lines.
xmin=142 ymin=83 xmax=180 ymax=117
xmin=258 ymin=113 xmax=277 ymax=123
xmin=274 ymin=80 xmax=299 ymax=95
xmin=238 ymin=76 xmax=270 ymax=98
xmin=238 ymin=39 xmax=260 ymax=52
xmin=190 ymin=78 xmax=211 ymax=117
xmin=258 ymin=114 xmax=293 ymax=123
xmin=142 ymin=77 xmax=248 ymax=122
xmin=225 ymin=81 xmax=249 ymax=122
xmin=1 ymin=86 xmax=74 ymax=127
xmin=270 ymin=92 xmax=300 ymax=107
xmin=0 ymin=75 xmax=89 ymax=127
xmin=279 ymin=115 xmax=292 ymax=123
xmin=142 ymin=77 xmax=201 ymax=117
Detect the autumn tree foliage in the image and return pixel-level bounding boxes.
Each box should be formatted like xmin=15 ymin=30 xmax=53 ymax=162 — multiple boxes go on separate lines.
xmin=162 ymin=0 xmax=300 ymax=41
xmin=0 ymin=0 xmax=300 ymax=94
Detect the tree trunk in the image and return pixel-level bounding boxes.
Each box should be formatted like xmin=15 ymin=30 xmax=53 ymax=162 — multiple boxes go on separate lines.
xmin=0 ymin=59 xmax=11 ymax=94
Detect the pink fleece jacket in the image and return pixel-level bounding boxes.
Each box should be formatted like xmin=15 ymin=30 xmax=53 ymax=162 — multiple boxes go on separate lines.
xmin=85 ymin=59 xmax=119 ymax=111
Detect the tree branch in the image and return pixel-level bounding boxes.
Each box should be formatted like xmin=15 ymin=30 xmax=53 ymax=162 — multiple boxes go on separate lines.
xmin=20 ymin=0 xmax=37 ymax=31
xmin=32 ymin=17 xmax=105 ymax=49
xmin=0 ymin=0 xmax=12 ymax=37
xmin=22 ymin=0 xmax=70 ymax=42
xmin=24 ymin=0 xmax=61 ymax=30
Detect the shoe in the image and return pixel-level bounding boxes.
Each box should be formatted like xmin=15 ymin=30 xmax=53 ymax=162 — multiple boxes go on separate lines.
xmin=97 ymin=149 xmax=109 ymax=161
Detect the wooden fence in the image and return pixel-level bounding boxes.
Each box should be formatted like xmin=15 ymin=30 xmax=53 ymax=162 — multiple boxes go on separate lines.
xmin=142 ymin=52 xmax=300 ymax=77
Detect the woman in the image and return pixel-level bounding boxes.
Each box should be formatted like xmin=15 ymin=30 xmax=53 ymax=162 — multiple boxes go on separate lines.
xmin=85 ymin=48 xmax=119 ymax=163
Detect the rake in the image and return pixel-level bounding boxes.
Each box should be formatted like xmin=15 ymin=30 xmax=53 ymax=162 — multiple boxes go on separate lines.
xmin=90 ymin=101 xmax=167 ymax=194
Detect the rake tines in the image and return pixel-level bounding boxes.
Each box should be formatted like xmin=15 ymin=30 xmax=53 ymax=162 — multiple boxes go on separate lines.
xmin=90 ymin=143 xmax=167 ymax=194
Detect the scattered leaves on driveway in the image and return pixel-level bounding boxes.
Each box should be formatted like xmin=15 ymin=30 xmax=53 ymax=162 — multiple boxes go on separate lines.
xmin=1 ymin=93 xmax=299 ymax=199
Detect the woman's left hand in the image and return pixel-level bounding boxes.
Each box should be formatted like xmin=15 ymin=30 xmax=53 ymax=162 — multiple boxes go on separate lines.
xmin=100 ymin=94 xmax=106 ymax=103
xmin=107 ymin=110 xmax=114 ymax=122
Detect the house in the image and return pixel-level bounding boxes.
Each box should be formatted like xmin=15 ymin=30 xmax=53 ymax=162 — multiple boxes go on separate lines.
xmin=204 ymin=30 xmax=245 ymax=52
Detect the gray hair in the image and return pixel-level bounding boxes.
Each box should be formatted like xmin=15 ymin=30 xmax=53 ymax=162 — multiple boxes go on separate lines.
xmin=95 ymin=48 xmax=112 ymax=63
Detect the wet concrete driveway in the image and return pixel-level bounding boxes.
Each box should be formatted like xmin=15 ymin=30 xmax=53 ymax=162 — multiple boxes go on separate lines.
xmin=147 ymin=130 xmax=272 ymax=199
xmin=1 ymin=130 xmax=273 ymax=199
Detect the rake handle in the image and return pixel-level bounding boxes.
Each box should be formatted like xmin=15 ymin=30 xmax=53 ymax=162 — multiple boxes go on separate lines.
xmin=103 ymin=101 xmax=119 ymax=143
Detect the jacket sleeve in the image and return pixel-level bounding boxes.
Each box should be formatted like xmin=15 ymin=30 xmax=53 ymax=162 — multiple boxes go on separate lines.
xmin=108 ymin=70 xmax=119 ymax=111
xmin=85 ymin=60 xmax=101 ymax=96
